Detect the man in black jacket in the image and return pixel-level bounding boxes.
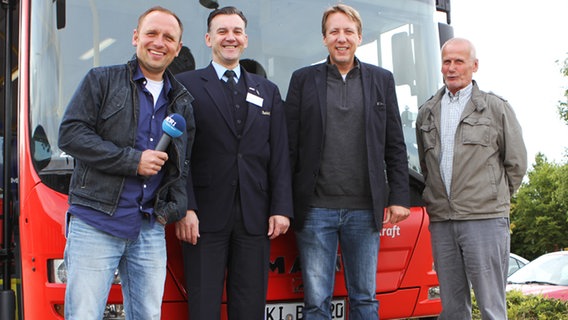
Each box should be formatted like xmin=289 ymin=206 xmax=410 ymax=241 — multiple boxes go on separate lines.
xmin=59 ymin=6 xmax=194 ymax=320
xmin=284 ymin=4 xmax=410 ymax=319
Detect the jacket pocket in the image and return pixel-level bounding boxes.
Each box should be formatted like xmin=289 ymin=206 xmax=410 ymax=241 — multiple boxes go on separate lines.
xmin=419 ymin=122 xmax=437 ymax=152
xmin=375 ymin=101 xmax=386 ymax=111
xmin=100 ymin=87 xmax=129 ymax=120
xmin=461 ymin=117 xmax=491 ymax=146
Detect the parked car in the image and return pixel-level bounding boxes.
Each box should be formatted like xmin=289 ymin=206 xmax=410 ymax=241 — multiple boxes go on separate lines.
xmin=509 ymin=253 xmax=530 ymax=276
xmin=507 ymin=251 xmax=568 ymax=301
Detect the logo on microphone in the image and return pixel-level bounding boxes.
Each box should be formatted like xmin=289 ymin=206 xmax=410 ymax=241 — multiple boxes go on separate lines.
xmin=162 ymin=113 xmax=186 ymax=138
xmin=156 ymin=113 xmax=186 ymax=152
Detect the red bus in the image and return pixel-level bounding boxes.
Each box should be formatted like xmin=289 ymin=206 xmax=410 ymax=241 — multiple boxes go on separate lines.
xmin=1 ymin=0 xmax=453 ymax=319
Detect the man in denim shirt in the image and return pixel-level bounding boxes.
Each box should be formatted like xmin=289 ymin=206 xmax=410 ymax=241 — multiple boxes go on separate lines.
xmin=58 ymin=6 xmax=195 ymax=319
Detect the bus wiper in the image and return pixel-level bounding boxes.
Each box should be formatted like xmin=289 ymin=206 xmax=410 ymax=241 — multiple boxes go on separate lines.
xmin=509 ymin=280 xmax=558 ymax=286
xmin=56 ymin=0 xmax=66 ymax=29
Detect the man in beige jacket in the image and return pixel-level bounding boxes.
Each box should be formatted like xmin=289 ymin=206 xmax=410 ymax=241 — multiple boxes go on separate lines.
xmin=416 ymin=38 xmax=527 ymax=320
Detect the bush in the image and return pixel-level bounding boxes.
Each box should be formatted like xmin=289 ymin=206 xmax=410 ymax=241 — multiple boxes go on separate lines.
xmin=471 ymin=290 xmax=568 ymax=320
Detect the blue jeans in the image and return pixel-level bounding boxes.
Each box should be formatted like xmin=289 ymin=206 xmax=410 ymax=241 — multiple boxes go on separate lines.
xmin=430 ymin=218 xmax=510 ymax=320
xmin=296 ymin=208 xmax=380 ymax=320
xmin=64 ymin=216 xmax=166 ymax=320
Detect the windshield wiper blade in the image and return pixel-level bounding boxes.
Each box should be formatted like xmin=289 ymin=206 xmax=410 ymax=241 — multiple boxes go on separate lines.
xmin=510 ymin=280 xmax=558 ymax=286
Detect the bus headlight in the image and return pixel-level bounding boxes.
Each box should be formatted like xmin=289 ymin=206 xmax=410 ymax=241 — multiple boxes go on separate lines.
xmin=48 ymin=259 xmax=67 ymax=284
xmin=55 ymin=303 xmax=125 ymax=320
xmin=48 ymin=259 xmax=121 ymax=284
xmin=428 ymin=286 xmax=440 ymax=300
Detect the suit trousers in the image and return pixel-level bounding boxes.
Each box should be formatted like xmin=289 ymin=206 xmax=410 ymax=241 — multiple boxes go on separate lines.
xmin=183 ymin=200 xmax=270 ymax=320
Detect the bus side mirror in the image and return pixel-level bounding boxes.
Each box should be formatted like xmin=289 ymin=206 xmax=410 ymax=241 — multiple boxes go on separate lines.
xmin=31 ymin=125 xmax=52 ymax=171
xmin=392 ymin=32 xmax=417 ymax=95
xmin=199 ymin=0 xmax=219 ymax=9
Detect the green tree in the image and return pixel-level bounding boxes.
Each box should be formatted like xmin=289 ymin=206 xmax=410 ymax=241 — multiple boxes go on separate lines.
xmin=510 ymin=154 xmax=568 ymax=260
xmin=559 ymin=55 xmax=568 ymax=125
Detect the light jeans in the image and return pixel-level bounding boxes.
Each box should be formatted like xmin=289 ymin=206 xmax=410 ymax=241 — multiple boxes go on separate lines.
xmin=296 ymin=208 xmax=380 ymax=320
xmin=429 ymin=218 xmax=510 ymax=320
xmin=64 ymin=215 xmax=166 ymax=320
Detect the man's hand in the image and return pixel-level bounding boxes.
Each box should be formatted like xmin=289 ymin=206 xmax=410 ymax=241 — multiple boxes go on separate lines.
xmin=137 ymin=150 xmax=168 ymax=176
xmin=383 ymin=205 xmax=410 ymax=224
xmin=175 ymin=210 xmax=200 ymax=245
xmin=268 ymin=215 xmax=290 ymax=240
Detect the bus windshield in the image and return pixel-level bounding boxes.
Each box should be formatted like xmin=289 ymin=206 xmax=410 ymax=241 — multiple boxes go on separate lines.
xmin=29 ymin=0 xmax=442 ymax=194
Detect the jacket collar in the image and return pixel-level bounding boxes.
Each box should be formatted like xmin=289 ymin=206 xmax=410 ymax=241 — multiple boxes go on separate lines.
xmin=127 ymin=56 xmax=190 ymax=101
xmin=421 ymin=80 xmax=486 ymax=120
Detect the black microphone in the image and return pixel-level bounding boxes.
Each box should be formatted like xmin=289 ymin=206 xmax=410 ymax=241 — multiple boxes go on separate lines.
xmin=155 ymin=113 xmax=186 ymax=152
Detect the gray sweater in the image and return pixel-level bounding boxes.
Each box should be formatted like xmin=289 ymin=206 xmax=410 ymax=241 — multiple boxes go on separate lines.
xmin=310 ymin=64 xmax=372 ymax=210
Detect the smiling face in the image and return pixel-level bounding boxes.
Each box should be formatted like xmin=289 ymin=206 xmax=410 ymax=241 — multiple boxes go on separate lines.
xmin=441 ymin=39 xmax=479 ymax=94
xmin=206 ymin=13 xmax=248 ymax=69
xmin=323 ymin=12 xmax=362 ymax=74
xmin=132 ymin=10 xmax=182 ymax=81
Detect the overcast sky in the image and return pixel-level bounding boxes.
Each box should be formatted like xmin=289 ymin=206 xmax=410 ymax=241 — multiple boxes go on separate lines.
xmin=450 ymin=0 xmax=568 ymax=165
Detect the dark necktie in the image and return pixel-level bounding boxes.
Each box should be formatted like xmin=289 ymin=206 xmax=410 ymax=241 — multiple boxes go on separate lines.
xmin=224 ymin=69 xmax=237 ymax=90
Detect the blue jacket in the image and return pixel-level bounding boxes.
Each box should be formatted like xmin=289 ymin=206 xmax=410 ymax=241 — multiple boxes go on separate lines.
xmin=59 ymin=58 xmax=195 ymax=223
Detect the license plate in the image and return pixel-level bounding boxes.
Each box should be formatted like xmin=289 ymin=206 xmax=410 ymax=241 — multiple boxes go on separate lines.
xmin=265 ymin=299 xmax=346 ymax=320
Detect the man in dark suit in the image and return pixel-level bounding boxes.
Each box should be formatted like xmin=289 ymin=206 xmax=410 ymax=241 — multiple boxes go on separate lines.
xmin=284 ymin=4 xmax=410 ymax=319
xmin=175 ymin=6 xmax=293 ymax=320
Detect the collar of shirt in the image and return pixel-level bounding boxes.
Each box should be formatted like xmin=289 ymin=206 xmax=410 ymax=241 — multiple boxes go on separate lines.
xmin=326 ymin=56 xmax=361 ymax=73
xmin=444 ymin=82 xmax=473 ymax=103
xmin=133 ymin=65 xmax=173 ymax=98
xmin=212 ymin=61 xmax=241 ymax=82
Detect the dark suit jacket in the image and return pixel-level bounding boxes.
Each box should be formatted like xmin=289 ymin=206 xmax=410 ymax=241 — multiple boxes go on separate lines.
xmin=284 ymin=60 xmax=410 ymax=231
xmin=177 ymin=64 xmax=293 ymax=235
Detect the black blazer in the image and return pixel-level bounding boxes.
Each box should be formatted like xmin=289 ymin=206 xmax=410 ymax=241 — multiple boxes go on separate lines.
xmin=176 ymin=64 xmax=293 ymax=235
xmin=284 ymin=60 xmax=410 ymax=230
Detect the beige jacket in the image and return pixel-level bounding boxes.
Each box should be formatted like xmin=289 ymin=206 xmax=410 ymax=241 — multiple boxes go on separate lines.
xmin=416 ymin=81 xmax=527 ymax=221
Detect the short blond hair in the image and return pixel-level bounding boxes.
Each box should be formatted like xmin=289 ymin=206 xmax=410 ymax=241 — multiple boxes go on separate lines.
xmin=321 ymin=4 xmax=362 ymax=36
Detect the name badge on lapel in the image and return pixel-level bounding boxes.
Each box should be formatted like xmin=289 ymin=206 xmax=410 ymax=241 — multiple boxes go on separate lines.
xmin=246 ymin=88 xmax=263 ymax=108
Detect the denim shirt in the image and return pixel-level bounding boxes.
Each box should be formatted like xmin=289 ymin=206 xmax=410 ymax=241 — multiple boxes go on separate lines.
xmin=59 ymin=58 xmax=195 ymax=225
